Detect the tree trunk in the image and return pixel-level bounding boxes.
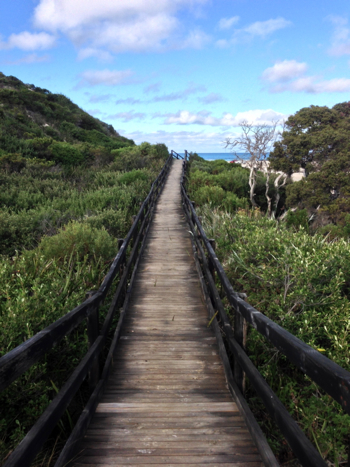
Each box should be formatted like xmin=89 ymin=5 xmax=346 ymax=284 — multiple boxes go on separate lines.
xmin=249 ymin=166 xmax=258 ymax=208
xmin=265 ymin=170 xmax=272 ymax=218
xmin=272 ymin=173 xmax=287 ymax=218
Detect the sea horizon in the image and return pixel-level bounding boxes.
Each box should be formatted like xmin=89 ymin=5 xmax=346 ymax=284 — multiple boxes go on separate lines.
xmin=179 ymin=152 xmax=251 ymax=161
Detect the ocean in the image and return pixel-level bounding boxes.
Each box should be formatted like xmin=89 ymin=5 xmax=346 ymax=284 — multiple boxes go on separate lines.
xmin=180 ymin=153 xmax=251 ymax=161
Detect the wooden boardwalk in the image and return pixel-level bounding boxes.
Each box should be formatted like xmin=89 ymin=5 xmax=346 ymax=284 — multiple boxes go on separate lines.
xmin=73 ymin=160 xmax=263 ymax=466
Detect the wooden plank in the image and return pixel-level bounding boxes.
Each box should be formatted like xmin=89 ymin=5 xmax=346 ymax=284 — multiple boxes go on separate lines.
xmin=72 ymin=454 xmax=261 ymax=464
xmin=74 ymin=463 xmax=263 ymax=467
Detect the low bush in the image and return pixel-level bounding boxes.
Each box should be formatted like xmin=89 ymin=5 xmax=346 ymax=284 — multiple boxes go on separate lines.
xmin=37 ymin=222 xmax=116 ymax=263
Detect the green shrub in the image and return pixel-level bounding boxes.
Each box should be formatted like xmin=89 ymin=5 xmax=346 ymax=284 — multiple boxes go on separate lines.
xmin=85 ymin=209 xmax=129 ymax=238
xmin=286 ymin=208 xmax=309 ymax=231
xmin=0 ymin=153 xmax=26 ymax=173
xmin=49 ymin=142 xmax=85 ymax=165
xmin=38 ymin=222 xmax=116 ymax=263
xmin=222 ymin=192 xmax=248 ymax=212
xmin=112 ymin=142 xmax=168 ymax=171
xmin=118 ymin=169 xmax=150 ymax=185
xmin=193 ymin=185 xmax=226 ymax=206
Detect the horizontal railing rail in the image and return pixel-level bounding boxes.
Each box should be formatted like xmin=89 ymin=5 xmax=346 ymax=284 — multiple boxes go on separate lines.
xmin=170 ymin=149 xmax=184 ymax=159
xmin=180 ymin=156 xmax=350 ymax=467
xmin=0 ymin=154 xmax=174 ymax=467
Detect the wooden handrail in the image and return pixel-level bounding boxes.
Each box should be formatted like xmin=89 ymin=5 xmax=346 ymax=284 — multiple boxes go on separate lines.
xmin=1 ymin=154 xmax=173 ymax=467
xmin=180 ymin=157 xmax=350 ymax=467
xmin=170 ymin=149 xmax=184 ymax=159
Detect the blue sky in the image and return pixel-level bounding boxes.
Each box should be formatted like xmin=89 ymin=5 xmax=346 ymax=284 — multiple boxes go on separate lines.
xmin=1 ymin=0 xmax=350 ymax=152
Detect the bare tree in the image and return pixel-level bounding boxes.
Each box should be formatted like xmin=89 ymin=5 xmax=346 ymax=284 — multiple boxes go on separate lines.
xmin=225 ymin=121 xmax=280 ymax=214
xmin=271 ymin=172 xmax=287 ymax=218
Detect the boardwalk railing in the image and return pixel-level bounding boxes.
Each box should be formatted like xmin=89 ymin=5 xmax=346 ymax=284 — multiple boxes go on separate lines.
xmin=0 ymin=155 xmax=173 ymax=467
xmin=170 ymin=149 xmax=184 ymax=159
xmin=180 ymin=156 xmax=350 ymax=467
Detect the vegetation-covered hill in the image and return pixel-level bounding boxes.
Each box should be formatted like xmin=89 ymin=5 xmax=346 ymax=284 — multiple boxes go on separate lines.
xmin=0 ymin=72 xmax=134 ymax=167
xmin=0 ymin=73 xmax=169 ymax=465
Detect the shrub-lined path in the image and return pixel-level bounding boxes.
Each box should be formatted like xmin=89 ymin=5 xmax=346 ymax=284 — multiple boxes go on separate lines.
xmin=73 ymin=160 xmax=263 ymax=466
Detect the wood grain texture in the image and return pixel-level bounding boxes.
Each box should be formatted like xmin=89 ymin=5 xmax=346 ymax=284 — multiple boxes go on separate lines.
xmin=72 ymin=160 xmax=263 ymax=467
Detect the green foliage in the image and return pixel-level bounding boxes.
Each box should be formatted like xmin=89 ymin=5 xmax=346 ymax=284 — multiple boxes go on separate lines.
xmin=112 ymin=142 xmax=168 ymax=172
xmin=0 ymin=72 xmax=135 ymax=167
xmin=187 ymin=156 xmax=282 ymax=213
xmin=37 ymin=222 xmax=116 ymax=263
xmin=199 ymin=206 xmax=350 ymax=464
xmin=270 ymin=102 xmax=350 ymax=226
xmin=0 ymin=153 xmax=27 ymax=173
xmin=318 ymin=214 xmax=350 ymax=240
xmin=0 ymin=138 xmax=168 ymax=463
xmin=0 ymin=249 xmax=108 ymax=463
xmin=0 ymin=164 xmax=155 ymax=256
xmin=285 ymin=209 xmax=309 ymax=231
xmin=118 ymin=169 xmax=150 ymax=185
xmin=49 ymin=141 xmax=85 ymax=165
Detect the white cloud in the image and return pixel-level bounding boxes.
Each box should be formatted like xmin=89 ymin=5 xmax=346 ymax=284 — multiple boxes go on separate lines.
xmin=82 ymin=14 xmax=179 ymax=54
xmin=162 ymin=109 xmax=286 ymax=126
xmin=0 ymin=31 xmax=56 ymax=51
xmin=87 ymin=108 xmax=104 ymax=116
xmin=4 ymin=53 xmax=50 ymax=65
xmin=216 ymin=17 xmax=292 ymax=48
xmin=88 ymin=94 xmax=113 ymax=103
xmin=77 ymin=69 xmax=134 ymax=87
xmin=115 ymin=97 xmax=141 ymax=105
xmin=198 ymin=93 xmax=227 ymax=104
xmin=33 ymin=0 xmax=209 ymax=55
xmin=218 ymin=16 xmax=240 ymax=30
xmin=119 ymin=128 xmax=236 ymax=152
xmin=150 ymin=83 xmax=206 ymax=102
xmin=243 ymin=17 xmax=292 ymax=37
xmin=106 ymin=111 xmax=146 ymax=122
xmin=78 ymin=48 xmax=114 ymax=62
xmin=144 ymin=82 xmax=162 ymax=94
xmin=261 ymin=60 xmax=308 ymax=83
xmin=327 ymin=16 xmax=350 ymax=56
xmin=99 ymin=83 xmax=206 ymax=104
xmin=215 ymin=39 xmax=229 ymax=48
xmin=261 ymin=60 xmax=350 ymax=93
xmin=178 ymin=29 xmax=211 ymax=49
xmin=283 ymin=77 xmax=350 ymax=93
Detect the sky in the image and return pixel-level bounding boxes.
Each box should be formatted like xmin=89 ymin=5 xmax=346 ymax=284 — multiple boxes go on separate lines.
xmin=1 ymin=0 xmax=350 ymax=153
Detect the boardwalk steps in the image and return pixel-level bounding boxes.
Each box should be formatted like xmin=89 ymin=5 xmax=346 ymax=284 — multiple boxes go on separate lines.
xmin=72 ymin=160 xmax=263 ymax=466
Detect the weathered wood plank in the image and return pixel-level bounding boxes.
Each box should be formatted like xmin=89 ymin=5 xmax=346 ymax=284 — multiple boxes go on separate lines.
xmin=74 ymin=463 xmax=263 ymax=467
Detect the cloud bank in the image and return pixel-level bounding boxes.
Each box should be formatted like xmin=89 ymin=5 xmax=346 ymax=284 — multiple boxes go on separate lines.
xmin=78 ymin=69 xmax=134 ymax=87
xmin=0 ymin=31 xmax=55 ymax=51
xmin=32 ymin=0 xmax=210 ymax=55
xmin=327 ymin=16 xmax=350 ymax=56
xmin=216 ymin=17 xmax=292 ymax=47
xmin=262 ymin=59 xmax=350 ymax=93
xmin=162 ymin=109 xmax=287 ymax=126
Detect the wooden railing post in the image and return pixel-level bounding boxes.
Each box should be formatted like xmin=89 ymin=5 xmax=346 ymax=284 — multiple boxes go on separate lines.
xmin=234 ymin=309 xmax=244 ymax=393
xmin=191 ymin=201 xmax=196 ymax=226
xmin=132 ymin=215 xmax=138 ymax=246
xmin=86 ymin=291 xmax=100 ymax=389
xmin=118 ymin=238 xmax=126 ymax=293
xmin=208 ymin=239 xmax=216 ymax=279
